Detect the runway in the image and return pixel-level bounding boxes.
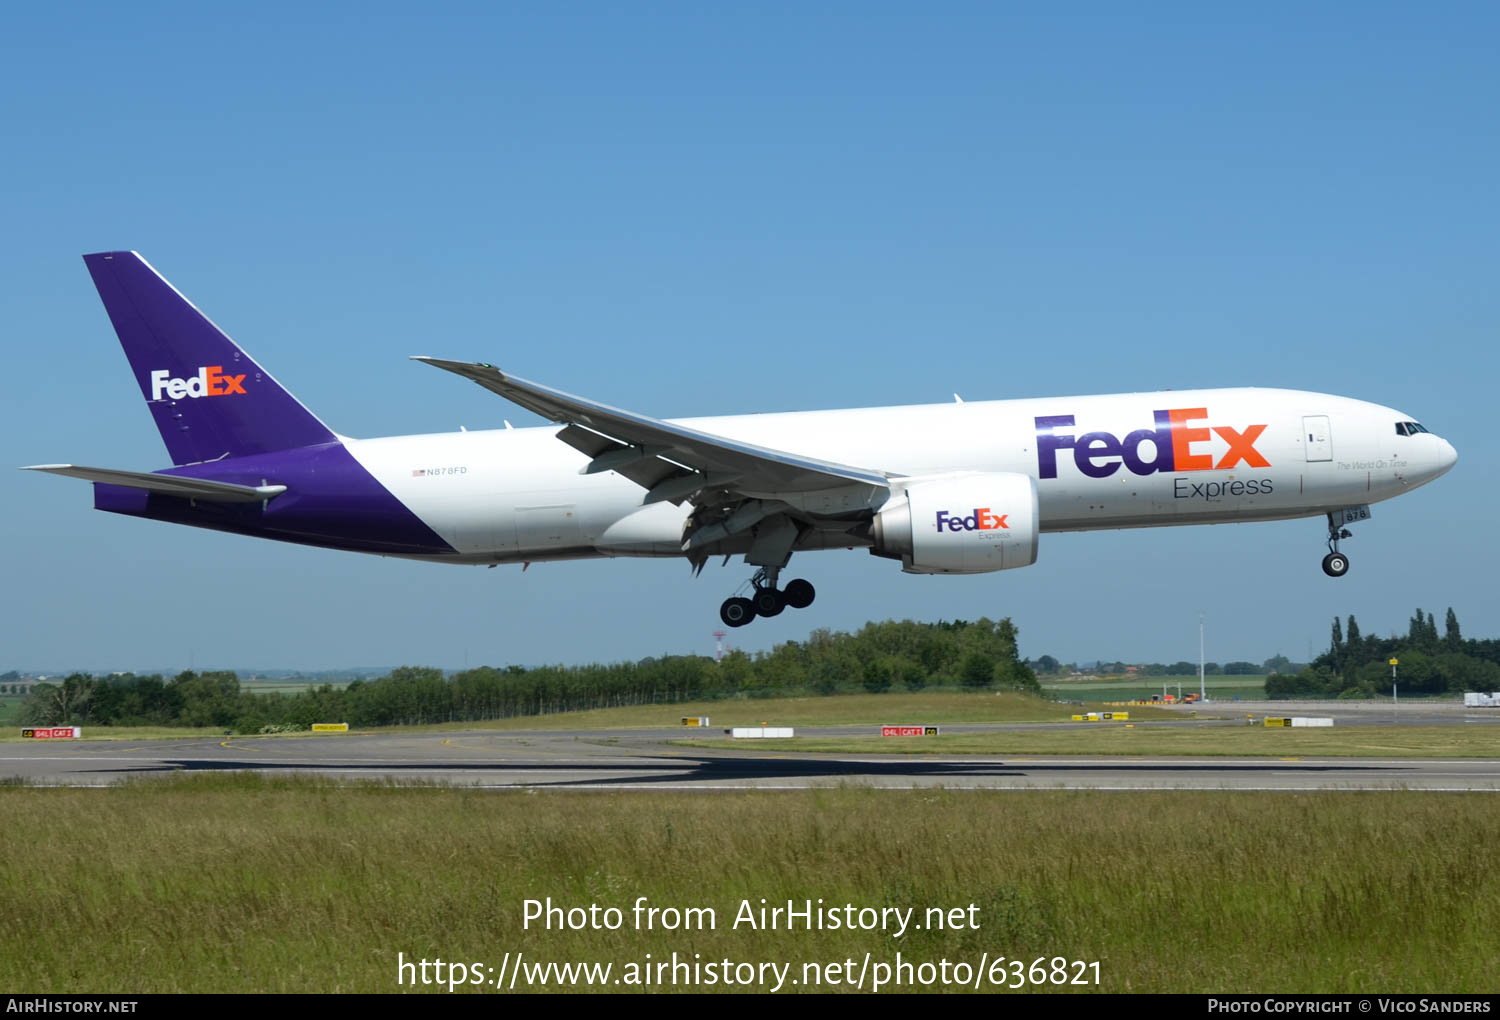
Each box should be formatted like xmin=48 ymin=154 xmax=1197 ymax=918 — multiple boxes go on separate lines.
xmin=4 ymin=708 xmax=1499 ymax=791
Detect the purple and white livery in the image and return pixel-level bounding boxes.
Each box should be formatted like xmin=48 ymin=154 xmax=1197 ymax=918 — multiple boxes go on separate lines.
xmin=26 ymin=252 xmax=1458 ymax=627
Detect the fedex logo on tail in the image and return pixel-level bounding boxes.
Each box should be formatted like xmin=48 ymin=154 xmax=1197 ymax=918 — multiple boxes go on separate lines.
xmin=150 ymin=366 xmax=247 ymax=401
xmin=1036 ymin=408 xmax=1269 ymax=479
xmin=935 ymin=508 xmax=1009 ymax=533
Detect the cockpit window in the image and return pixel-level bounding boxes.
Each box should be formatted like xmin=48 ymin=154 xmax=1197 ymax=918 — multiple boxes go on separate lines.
xmin=1395 ymin=421 xmax=1429 ymax=436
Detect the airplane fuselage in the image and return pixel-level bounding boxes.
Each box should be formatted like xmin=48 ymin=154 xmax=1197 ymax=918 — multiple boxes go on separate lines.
xmin=93 ymin=386 xmax=1456 ymax=565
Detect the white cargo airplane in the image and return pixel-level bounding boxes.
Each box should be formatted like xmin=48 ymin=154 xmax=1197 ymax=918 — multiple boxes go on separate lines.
xmin=26 ymin=253 xmax=1458 ymax=627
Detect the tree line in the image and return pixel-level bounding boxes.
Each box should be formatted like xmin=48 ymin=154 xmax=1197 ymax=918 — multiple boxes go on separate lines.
xmin=16 ymin=617 xmax=1039 ymax=732
xmin=1266 ymin=608 xmax=1500 ymax=698
xmin=1026 ymin=655 xmax=1293 ymax=677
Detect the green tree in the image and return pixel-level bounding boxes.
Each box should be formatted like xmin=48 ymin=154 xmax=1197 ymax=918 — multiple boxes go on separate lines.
xmin=960 ymin=651 xmax=995 ymax=690
xmin=20 ymin=674 xmax=98 ymax=725
xmin=171 ymin=670 xmax=240 ymax=727
xmin=1345 ymin=616 xmax=1362 ymax=667
xmin=1266 ymin=669 xmax=1323 ymax=698
xmin=898 ymin=659 xmax=927 ymax=691
xmin=716 ymin=650 xmax=754 ymax=692
xmin=810 ymin=657 xmax=841 ymax=696
xmin=1435 ymin=653 xmax=1500 ymax=693
xmin=755 ymin=642 xmax=807 ymax=692
xmin=994 ymin=655 xmax=1041 ymax=694
xmin=1262 ymin=654 xmax=1294 ymax=674
xmin=861 ymin=659 xmax=892 ymax=693
xmin=1408 ymin=609 xmax=1440 ymax=654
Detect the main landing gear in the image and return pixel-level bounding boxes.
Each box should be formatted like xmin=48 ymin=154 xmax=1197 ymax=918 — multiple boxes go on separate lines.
xmin=1322 ymin=512 xmax=1352 ymax=578
xmin=719 ymin=567 xmax=816 ymax=628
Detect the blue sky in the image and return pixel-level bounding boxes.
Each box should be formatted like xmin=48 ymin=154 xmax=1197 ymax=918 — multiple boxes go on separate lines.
xmin=3 ymin=3 xmax=1495 ymax=672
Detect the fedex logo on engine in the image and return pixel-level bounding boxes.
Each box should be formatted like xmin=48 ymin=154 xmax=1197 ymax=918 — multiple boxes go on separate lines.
xmin=1035 ymin=408 xmax=1269 ymax=480
xmin=935 ymin=508 xmax=1009 ymax=533
xmin=149 ymin=366 xmax=247 ymax=401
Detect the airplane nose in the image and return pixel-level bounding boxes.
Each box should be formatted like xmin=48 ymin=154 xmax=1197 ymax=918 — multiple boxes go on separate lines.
xmin=1437 ymin=437 xmax=1458 ymax=473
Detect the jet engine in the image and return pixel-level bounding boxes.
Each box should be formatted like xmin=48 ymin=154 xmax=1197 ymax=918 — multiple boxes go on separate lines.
xmin=870 ymin=472 xmax=1039 ymax=574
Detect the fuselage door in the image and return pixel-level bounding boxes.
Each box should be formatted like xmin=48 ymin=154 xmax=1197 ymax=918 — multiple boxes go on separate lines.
xmin=515 ymin=503 xmax=583 ymax=551
xmin=1303 ymin=415 xmax=1332 ymax=462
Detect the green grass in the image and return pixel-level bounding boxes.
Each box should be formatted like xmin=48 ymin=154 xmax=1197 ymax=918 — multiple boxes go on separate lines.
xmin=1042 ymin=675 xmax=1269 ymax=701
xmin=0 ymin=696 xmax=21 ymax=726
xmin=0 ymin=692 xmax=1172 ymax=742
xmin=0 ymin=775 xmax=1496 ymax=993
xmin=381 ymin=691 xmax=1177 ymax=732
xmin=675 ymin=724 xmax=1500 ymax=758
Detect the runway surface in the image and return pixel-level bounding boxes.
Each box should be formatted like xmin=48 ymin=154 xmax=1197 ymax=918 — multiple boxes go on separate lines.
xmin=3 ymin=700 xmax=1498 ymax=790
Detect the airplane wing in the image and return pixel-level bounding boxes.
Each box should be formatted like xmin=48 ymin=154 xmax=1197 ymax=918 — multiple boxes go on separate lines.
xmin=412 ymin=358 xmax=892 ymax=500
xmin=21 ymin=464 xmax=286 ymax=504
xmin=414 ymin=357 xmax=898 ymax=568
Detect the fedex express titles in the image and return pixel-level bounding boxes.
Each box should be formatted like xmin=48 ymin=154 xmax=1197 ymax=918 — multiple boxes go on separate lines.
xmin=149 ymin=365 xmax=247 ymax=401
xmin=1036 ymin=406 xmax=1275 ymax=499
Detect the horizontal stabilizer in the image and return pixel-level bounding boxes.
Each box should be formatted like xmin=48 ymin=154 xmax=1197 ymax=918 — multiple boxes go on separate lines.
xmin=21 ymin=464 xmax=286 ymax=504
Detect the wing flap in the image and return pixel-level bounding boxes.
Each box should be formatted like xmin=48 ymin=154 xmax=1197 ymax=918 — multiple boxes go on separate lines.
xmin=21 ymin=464 xmax=286 ymax=503
xmin=554 ymin=423 xmax=695 ymax=497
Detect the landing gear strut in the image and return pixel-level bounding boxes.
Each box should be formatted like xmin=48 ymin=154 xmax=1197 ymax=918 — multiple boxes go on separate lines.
xmin=719 ymin=567 xmax=816 ymax=628
xmin=1322 ymin=513 xmax=1352 ymax=578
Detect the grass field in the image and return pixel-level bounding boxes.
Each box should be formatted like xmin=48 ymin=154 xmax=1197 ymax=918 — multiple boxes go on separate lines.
xmin=0 ymin=692 xmax=1173 ymax=743
xmin=12 ymin=692 xmax=1172 ymax=743
xmin=398 ymin=691 xmax=1179 ymax=732
xmin=0 ymin=775 xmax=1495 ymax=993
xmin=1041 ymin=675 xmax=1270 ymax=701
xmin=0 ymin=696 xmax=21 ymax=726
xmin=0 ymin=692 xmax=1174 ymax=743
xmin=676 ymin=724 xmax=1500 ymax=758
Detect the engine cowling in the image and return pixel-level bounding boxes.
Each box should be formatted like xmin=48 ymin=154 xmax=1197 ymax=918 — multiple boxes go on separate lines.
xmin=870 ymin=472 xmax=1039 ymax=574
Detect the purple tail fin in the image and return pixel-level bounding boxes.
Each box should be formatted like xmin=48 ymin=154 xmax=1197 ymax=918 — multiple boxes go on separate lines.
xmin=83 ymin=252 xmax=338 ymax=466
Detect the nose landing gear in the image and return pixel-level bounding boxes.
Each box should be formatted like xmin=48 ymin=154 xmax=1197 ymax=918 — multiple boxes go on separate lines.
xmin=1322 ymin=513 xmax=1352 ymax=577
xmin=719 ymin=567 xmax=817 ymax=628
